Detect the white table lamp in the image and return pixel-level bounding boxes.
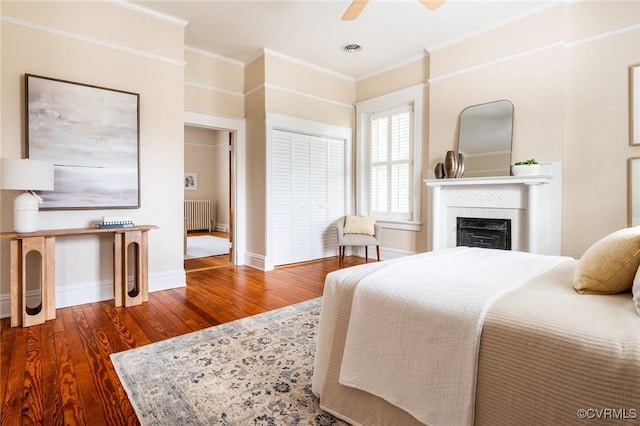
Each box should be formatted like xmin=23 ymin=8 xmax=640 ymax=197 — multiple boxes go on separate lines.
xmin=1 ymin=158 xmax=54 ymax=233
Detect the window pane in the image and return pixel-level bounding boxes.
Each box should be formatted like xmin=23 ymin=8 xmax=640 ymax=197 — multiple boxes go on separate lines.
xmin=391 ymin=163 xmax=410 ymax=215
xmin=371 ymin=117 xmax=388 ymax=163
xmin=391 ymin=112 xmax=410 ymax=161
xmin=370 ymin=165 xmax=387 ymax=213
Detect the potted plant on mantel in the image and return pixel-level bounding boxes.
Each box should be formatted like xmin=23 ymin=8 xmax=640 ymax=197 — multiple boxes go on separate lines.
xmin=511 ymin=159 xmax=541 ymax=176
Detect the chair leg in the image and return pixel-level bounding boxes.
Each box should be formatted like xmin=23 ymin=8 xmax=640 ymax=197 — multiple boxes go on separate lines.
xmin=376 ymin=245 xmax=380 ymax=261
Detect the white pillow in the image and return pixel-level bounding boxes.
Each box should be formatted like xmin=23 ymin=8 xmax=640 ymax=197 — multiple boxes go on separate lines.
xmin=633 ymin=267 xmax=640 ymax=317
xmin=343 ymin=215 xmax=376 ymax=235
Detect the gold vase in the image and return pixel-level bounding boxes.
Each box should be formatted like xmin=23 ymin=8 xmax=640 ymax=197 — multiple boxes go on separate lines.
xmin=444 ymin=150 xmax=458 ymax=178
xmin=434 ymin=163 xmax=445 ymax=179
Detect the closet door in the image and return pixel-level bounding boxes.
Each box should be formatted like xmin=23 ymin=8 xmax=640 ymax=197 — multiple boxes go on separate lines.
xmin=326 ymin=137 xmax=345 ymax=257
xmin=272 ymin=129 xmax=345 ymax=266
xmin=310 ymin=136 xmax=328 ymax=260
xmin=291 ymin=133 xmax=313 ymax=263
xmin=272 ymin=130 xmax=295 ymax=265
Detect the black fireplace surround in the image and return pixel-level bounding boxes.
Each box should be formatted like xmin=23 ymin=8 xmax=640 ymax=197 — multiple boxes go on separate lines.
xmin=456 ymin=217 xmax=512 ymax=250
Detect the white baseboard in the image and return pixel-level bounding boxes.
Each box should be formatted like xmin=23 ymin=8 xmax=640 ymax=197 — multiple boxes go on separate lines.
xmin=0 ymin=269 xmax=186 ymax=319
xmin=214 ymin=223 xmax=229 ymax=232
xmin=244 ymin=251 xmax=267 ymax=270
xmin=363 ymin=246 xmax=417 ymax=260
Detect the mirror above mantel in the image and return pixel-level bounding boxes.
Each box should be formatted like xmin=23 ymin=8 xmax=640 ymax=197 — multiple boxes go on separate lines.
xmin=456 ymin=100 xmax=514 ymax=178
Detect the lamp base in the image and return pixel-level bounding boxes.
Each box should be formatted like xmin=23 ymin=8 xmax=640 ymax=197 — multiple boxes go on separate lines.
xmin=14 ymin=191 xmax=42 ymax=233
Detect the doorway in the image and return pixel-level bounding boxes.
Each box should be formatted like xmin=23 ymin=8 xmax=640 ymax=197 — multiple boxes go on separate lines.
xmin=183 ymin=111 xmax=246 ymax=271
xmin=184 ymin=125 xmax=232 ymax=271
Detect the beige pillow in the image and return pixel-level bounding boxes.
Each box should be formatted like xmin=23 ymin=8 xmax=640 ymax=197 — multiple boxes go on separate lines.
xmin=343 ymin=215 xmax=376 ymax=235
xmin=633 ymin=267 xmax=640 ymax=317
xmin=573 ymin=226 xmax=640 ymax=295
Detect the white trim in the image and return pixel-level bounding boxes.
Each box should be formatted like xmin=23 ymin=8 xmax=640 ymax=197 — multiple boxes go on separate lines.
xmin=183 ymin=111 xmax=247 ymax=266
xmin=109 ymin=0 xmax=189 ymax=27
xmin=245 ymin=84 xmax=265 ymax=97
xmin=185 ymin=45 xmax=245 ymax=67
xmin=427 ymin=2 xmax=561 ymax=53
xmin=244 ymin=252 xmax=267 ymax=270
xmin=185 ymin=81 xmax=244 ymax=98
xmin=265 ymin=113 xmax=353 ymax=271
xmin=0 ymin=15 xmax=185 ymax=67
xmin=565 ymin=22 xmax=640 ymax=48
xmin=244 ymin=83 xmax=354 ymax=109
xmin=357 ymin=51 xmax=428 ymax=81
xmin=355 ymin=84 xmax=423 ymax=230
xmin=429 ymin=15 xmax=640 ymax=84
xmin=376 ymin=219 xmax=421 ymax=232
xmin=264 ymin=83 xmax=355 ymax=109
xmin=429 ymin=41 xmax=565 ymax=84
xmin=0 ymin=270 xmax=186 ymax=319
xmin=262 ymin=48 xmax=355 ymax=82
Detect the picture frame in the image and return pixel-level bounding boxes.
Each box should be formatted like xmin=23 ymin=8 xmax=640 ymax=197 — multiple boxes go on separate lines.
xmin=631 ymin=64 xmax=640 ymax=146
xmin=184 ymin=172 xmax=198 ymax=191
xmin=628 ymin=157 xmax=640 ymax=227
xmin=26 ymin=74 xmax=140 ymax=209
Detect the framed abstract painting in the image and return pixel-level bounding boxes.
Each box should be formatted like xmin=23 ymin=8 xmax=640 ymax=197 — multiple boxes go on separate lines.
xmin=26 ymin=74 xmax=140 ymax=209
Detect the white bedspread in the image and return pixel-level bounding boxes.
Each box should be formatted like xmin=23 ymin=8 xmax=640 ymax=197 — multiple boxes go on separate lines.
xmin=338 ymin=247 xmax=569 ymax=426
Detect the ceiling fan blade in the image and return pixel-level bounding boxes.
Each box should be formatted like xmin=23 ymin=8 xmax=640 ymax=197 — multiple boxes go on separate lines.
xmin=419 ymin=0 xmax=446 ymax=11
xmin=342 ymin=0 xmax=369 ymax=21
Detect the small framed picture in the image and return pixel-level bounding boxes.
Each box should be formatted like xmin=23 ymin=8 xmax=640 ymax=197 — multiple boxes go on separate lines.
xmin=184 ymin=172 xmax=197 ymax=191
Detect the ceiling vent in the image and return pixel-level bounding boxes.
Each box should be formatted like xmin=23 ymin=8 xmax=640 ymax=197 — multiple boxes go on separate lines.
xmin=342 ymin=43 xmax=362 ymax=53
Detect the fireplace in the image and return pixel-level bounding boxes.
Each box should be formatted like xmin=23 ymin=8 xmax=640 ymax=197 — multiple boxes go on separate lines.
xmin=457 ymin=217 xmax=511 ymax=250
xmin=425 ymin=162 xmax=562 ymax=255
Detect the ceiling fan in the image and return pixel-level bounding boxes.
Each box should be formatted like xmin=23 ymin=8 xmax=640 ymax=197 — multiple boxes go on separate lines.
xmin=342 ymin=0 xmax=446 ymax=21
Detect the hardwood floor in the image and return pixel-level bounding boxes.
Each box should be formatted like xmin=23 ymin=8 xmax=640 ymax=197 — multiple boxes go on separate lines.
xmin=0 ymin=254 xmax=371 ymax=425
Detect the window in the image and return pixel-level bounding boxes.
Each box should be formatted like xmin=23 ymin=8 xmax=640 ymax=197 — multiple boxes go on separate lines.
xmin=369 ymin=106 xmax=413 ymax=221
xmin=356 ymin=85 xmax=422 ymax=231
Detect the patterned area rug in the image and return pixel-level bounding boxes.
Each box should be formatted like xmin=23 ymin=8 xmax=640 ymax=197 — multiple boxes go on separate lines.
xmin=111 ymin=298 xmax=349 ymax=425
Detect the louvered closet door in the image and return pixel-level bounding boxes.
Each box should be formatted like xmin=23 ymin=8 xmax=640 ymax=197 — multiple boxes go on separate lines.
xmin=291 ymin=133 xmax=313 ymax=263
xmin=272 ymin=131 xmax=295 ymax=265
xmin=326 ymin=138 xmax=345 ymax=257
xmin=272 ymin=129 xmax=345 ymax=266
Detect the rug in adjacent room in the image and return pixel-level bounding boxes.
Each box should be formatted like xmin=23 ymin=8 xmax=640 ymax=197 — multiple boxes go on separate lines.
xmin=184 ymin=235 xmax=229 ymax=259
xmin=110 ymin=297 xmax=348 ymax=426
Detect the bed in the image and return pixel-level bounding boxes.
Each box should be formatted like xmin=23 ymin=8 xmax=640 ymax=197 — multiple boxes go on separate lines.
xmin=312 ymin=244 xmax=640 ymax=425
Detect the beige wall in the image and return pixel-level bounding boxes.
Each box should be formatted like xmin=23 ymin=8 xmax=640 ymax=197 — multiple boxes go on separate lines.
xmin=184 ymin=47 xmax=244 ymax=117
xmin=242 ymin=51 xmax=356 ymax=265
xmin=563 ymin=1 xmax=640 ymax=257
xmin=428 ymin=2 xmax=640 ymax=258
xmin=0 ymin=1 xmax=186 ymax=311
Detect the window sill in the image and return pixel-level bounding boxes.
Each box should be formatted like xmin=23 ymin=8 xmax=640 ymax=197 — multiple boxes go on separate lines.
xmin=377 ymin=220 xmax=422 ymax=232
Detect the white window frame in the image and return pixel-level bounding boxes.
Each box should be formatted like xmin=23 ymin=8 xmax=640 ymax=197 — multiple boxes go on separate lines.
xmin=356 ymin=84 xmax=423 ymax=231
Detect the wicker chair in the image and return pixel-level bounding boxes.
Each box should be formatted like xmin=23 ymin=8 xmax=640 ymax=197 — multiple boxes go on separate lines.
xmin=336 ymin=216 xmax=382 ymax=264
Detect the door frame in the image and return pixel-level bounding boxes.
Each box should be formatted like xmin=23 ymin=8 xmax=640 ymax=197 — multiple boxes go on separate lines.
xmin=184 ymin=111 xmax=246 ymax=266
xmin=265 ymin=113 xmax=353 ymax=271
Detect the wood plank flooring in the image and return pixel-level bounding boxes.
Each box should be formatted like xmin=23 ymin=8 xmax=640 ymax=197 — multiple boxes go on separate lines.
xmin=0 ymin=254 xmax=370 ymax=425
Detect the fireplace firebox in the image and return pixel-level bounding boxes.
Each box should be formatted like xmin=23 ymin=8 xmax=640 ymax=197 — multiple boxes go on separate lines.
xmin=456 ymin=217 xmax=512 ymax=250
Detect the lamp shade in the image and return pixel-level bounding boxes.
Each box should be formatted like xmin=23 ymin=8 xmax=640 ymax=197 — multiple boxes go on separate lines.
xmin=1 ymin=158 xmax=54 ymax=191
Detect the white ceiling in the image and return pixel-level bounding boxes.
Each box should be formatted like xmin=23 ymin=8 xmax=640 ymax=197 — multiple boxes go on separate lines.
xmin=132 ymin=0 xmax=559 ymax=80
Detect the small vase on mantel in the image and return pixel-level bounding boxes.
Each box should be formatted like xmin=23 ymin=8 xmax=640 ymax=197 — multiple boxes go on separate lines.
xmin=444 ymin=150 xmax=458 ymax=178
xmin=434 ymin=163 xmax=445 ymax=179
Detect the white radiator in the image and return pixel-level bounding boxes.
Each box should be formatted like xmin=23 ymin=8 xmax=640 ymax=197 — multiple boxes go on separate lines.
xmin=184 ymin=199 xmax=214 ymax=231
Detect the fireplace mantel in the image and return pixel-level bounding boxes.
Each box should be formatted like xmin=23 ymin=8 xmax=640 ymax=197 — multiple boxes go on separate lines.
xmin=425 ymin=163 xmax=562 ymax=255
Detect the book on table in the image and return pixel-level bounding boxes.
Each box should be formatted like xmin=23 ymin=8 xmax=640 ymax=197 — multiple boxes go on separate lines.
xmin=96 ymin=216 xmax=135 ymax=229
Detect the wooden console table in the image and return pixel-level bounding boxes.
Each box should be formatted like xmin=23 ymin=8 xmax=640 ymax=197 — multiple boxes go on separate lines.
xmin=0 ymin=225 xmax=158 ymax=327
